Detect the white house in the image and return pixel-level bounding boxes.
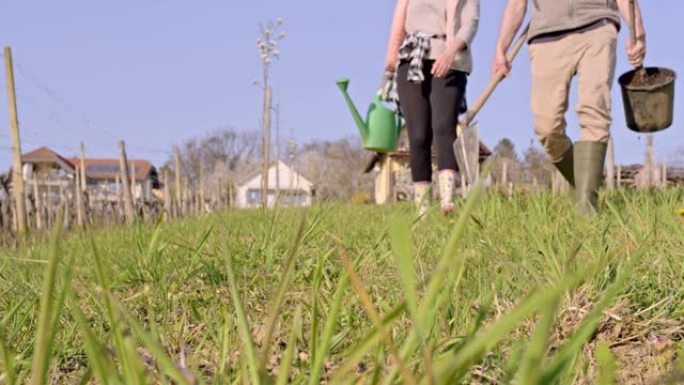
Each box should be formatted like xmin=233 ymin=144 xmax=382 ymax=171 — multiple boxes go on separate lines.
xmin=235 ymin=161 xmax=314 ymax=208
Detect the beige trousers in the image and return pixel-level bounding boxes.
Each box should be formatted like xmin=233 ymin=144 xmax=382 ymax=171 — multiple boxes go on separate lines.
xmin=529 ymin=22 xmax=617 ymax=162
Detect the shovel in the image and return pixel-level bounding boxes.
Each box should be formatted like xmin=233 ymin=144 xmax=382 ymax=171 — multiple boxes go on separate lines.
xmin=454 ymin=24 xmax=530 ymax=187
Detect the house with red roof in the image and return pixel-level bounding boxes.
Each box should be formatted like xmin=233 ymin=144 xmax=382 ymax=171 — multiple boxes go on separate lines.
xmin=18 ymin=146 xmax=159 ymax=202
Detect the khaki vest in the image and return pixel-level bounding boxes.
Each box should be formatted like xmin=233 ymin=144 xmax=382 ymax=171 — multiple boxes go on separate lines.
xmin=529 ymin=0 xmax=621 ymax=41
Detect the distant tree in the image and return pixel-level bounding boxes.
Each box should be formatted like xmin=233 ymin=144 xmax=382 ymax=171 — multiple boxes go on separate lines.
xmin=493 ymin=138 xmax=518 ymax=161
xmin=522 ymin=142 xmax=553 ymax=187
xmin=0 ymin=172 xmax=9 ymax=199
xmin=491 ymin=138 xmax=521 ymax=185
xmin=167 ymin=128 xmax=261 ymax=188
xmin=296 ymin=137 xmax=374 ymax=202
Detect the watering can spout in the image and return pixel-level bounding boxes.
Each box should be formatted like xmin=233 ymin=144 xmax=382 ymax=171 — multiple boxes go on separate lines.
xmin=336 ymin=78 xmax=370 ymax=143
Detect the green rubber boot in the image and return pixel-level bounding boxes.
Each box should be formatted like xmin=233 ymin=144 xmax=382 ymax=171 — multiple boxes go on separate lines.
xmin=574 ymin=141 xmax=607 ymax=216
xmin=553 ymin=146 xmax=575 ymax=187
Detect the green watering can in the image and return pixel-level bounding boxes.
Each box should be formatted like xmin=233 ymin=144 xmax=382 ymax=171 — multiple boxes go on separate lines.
xmin=336 ymin=78 xmax=400 ymax=153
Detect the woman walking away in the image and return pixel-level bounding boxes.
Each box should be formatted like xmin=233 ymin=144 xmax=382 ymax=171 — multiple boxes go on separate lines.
xmin=384 ymin=0 xmax=480 ymax=218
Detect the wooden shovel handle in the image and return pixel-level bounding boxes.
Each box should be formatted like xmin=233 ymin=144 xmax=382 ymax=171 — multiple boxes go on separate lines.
xmin=629 ymin=0 xmax=646 ymax=74
xmin=458 ymin=24 xmax=530 ymax=134
xmin=629 ymin=0 xmax=637 ymax=46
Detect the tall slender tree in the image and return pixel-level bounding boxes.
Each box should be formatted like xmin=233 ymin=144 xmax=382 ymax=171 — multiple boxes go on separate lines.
xmin=256 ymin=18 xmax=285 ymax=208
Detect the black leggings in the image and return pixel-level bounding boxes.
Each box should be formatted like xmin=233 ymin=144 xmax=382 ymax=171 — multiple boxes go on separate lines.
xmin=396 ymin=60 xmax=467 ymax=183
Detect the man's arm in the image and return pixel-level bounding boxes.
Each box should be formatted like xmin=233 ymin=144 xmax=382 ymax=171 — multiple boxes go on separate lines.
xmin=616 ymin=0 xmax=646 ymax=67
xmin=492 ymin=0 xmax=527 ymax=78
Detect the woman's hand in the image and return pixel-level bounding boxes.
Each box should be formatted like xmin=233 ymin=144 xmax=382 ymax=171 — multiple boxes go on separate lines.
xmin=432 ymin=45 xmax=458 ymax=78
xmin=384 ymin=57 xmax=398 ymax=77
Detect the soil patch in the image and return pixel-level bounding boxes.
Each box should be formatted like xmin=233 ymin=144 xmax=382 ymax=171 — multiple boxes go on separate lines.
xmin=625 ymin=67 xmax=675 ymax=88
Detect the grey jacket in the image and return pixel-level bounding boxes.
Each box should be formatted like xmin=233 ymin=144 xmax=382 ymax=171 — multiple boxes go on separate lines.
xmin=529 ymin=0 xmax=621 ymax=41
xmin=405 ymin=0 xmax=480 ymax=73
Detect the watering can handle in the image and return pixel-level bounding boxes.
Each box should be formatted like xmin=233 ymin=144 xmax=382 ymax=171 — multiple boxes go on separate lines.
xmin=377 ymin=75 xmax=394 ymax=101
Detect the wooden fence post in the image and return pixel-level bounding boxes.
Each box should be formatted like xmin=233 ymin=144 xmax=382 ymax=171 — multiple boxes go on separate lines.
xmin=228 ymin=182 xmax=234 ymax=208
xmin=617 ymin=165 xmax=622 ymax=189
xmin=163 ymin=168 xmax=172 ymax=220
xmin=645 ymin=134 xmax=654 ymax=188
xmin=606 ymin=138 xmax=615 ymax=190
xmin=60 ymin=184 xmax=70 ymax=229
xmin=174 ymin=147 xmax=182 ymax=217
xmin=118 ymin=140 xmax=136 ymax=224
xmin=32 ymin=174 xmax=42 ymax=230
xmin=216 ymin=177 xmax=223 ymax=211
xmin=45 ymin=185 xmax=52 ymax=229
xmin=74 ymin=169 xmax=85 ymax=228
xmin=79 ymin=142 xmax=87 ymax=191
xmin=199 ymin=164 xmax=205 ymax=214
xmin=115 ymin=173 xmax=123 ymax=221
xmin=181 ymin=176 xmax=188 ymax=217
xmin=4 ymin=46 xmax=28 ymax=235
xmin=501 ymin=159 xmax=508 ymax=188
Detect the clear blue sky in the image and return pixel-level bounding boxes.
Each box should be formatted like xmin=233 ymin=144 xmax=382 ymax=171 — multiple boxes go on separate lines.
xmin=1 ymin=0 xmax=682 ymax=170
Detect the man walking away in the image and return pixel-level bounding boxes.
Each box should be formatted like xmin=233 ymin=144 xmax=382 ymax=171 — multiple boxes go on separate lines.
xmin=492 ymin=0 xmax=646 ymax=215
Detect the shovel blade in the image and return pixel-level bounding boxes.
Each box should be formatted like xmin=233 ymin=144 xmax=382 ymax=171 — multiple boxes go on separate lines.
xmin=453 ymin=122 xmax=480 ymax=186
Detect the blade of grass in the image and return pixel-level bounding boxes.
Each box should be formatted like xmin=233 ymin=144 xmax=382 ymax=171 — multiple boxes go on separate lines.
xmin=275 ymin=305 xmax=303 ymax=385
xmin=595 ymin=342 xmax=616 ymax=385
xmin=308 ymin=271 xmax=350 ymax=385
xmin=28 ymin=207 xmax=64 ymax=385
xmin=339 ymin=245 xmax=416 ymax=384
xmin=0 ymin=333 xmax=16 ymax=385
xmin=539 ymin=279 xmax=624 ymax=381
xmin=217 ymin=310 xmax=233 ymax=380
xmin=388 ymin=219 xmax=419 ymax=333
xmin=310 ymin=248 xmax=333 ymax=365
xmin=260 ymin=215 xmax=307 ymax=371
xmin=418 ymin=162 xmax=490 ymax=328
xmin=383 ymin=164 xmax=490 ymax=385
xmin=225 ymin=254 xmax=262 ymax=385
xmin=0 ymin=299 xmax=26 ymax=329
xmin=77 ymin=368 xmax=94 ymax=385
xmin=540 ymin=245 xmax=647 ymax=383
xmin=431 ymin=273 xmax=585 ymax=384
xmin=72 ymin=304 xmax=118 ymax=385
xmin=330 ymin=301 xmax=407 ymax=384
xmin=112 ymin=298 xmax=195 ymax=385
xmin=0 ymin=297 xmax=26 ymax=384
xmin=513 ymin=297 xmax=560 ymax=384
xmin=48 ymin=252 xmax=75 ymax=357
xmin=88 ymin=232 xmax=144 ymax=382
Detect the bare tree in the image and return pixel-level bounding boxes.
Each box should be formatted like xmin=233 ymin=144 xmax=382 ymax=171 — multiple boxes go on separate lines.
xmin=491 ymin=138 xmax=522 ymax=186
xmin=297 ymin=137 xmax=374 ymax=202
xmin=167 ymin=128 xmax=261 ymax=188
xmin=256 ymin=18 xmax=285 ymax=208
xmin=0 ymin=172 xmax=9 ymax=200
xmin=522 ymin=143 xmax=554 ymax=188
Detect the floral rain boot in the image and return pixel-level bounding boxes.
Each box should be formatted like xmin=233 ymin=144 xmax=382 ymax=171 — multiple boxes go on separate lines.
xmin=414 ymin=183 xmax=431 ymax=219
xmin=439 ymin=170 xmax=457 ymax=215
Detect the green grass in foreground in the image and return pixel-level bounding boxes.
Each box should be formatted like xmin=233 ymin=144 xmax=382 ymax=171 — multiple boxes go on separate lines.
xmin=1 ymin=187 xmax=684 ymax=384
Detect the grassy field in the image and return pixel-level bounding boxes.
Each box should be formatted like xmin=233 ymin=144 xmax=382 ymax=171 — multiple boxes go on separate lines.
xmin=1 ymin=187 xmax=684 ymax=384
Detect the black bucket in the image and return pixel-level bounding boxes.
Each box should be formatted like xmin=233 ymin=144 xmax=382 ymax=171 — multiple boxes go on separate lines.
xmin=618 ymin=67 xmax=676 ymax=133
